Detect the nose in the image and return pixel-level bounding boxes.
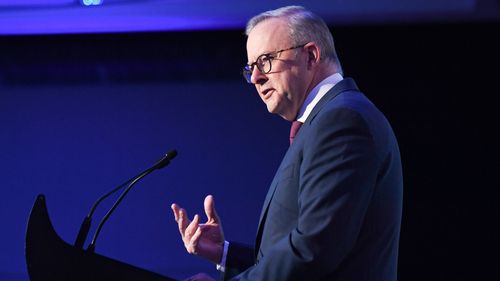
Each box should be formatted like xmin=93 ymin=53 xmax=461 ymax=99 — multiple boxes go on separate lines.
xmin=251 ymin=66 xmax=268 ymax=85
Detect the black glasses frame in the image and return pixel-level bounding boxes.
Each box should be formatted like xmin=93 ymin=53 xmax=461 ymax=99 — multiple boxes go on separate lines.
xmin=242 ymin=43 xmax=307 ymax=84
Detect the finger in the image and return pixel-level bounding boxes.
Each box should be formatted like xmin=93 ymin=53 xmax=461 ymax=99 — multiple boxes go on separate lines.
xmin=189 ymin=226 xmax=203 ymax=252
xmin=186 ymin=220 xmax=202 ymax=254
xmin=185 ymin=214 xmax=200 ymax=240
xmin=178 ymin=208 xmax=191 ymax=236
xmin=204 ymin=195 xmax=220 ymax=224
xmin=171 ymin=203 xmax=180 ymax=221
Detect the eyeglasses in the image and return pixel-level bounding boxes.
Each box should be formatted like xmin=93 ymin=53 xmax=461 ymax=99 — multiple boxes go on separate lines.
xmin=242 ymin=43 xmax=307 ymax=84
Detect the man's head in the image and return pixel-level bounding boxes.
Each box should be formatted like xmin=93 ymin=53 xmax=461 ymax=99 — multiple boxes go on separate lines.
xmin=244 ymin=6 xmax=342 ymax=121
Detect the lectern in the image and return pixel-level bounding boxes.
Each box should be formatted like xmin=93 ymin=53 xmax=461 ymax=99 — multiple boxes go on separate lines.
xmin=25 ymin=194 xmax=177 ymax=281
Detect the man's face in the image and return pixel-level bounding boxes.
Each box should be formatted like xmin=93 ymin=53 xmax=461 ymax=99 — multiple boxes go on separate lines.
xmin=246 ymin=18 xmax=311 ymax=121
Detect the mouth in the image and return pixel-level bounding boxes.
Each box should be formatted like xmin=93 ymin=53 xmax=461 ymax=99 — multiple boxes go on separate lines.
xmin=261 ymin=89 xmax=274 ymax=100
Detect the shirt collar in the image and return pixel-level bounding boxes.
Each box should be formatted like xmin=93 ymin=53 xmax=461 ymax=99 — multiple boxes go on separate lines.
xmin=296 ymin=73 xmax=343 ymax=123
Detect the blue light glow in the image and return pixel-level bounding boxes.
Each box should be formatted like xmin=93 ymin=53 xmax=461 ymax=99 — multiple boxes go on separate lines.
xmin=0 ymin=0 xmax=480 ymax=35
xmin=82 ymin=0 xmax=102 ymax=6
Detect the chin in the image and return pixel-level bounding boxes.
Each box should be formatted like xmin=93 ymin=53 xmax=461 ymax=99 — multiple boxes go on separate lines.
xmin=265 ymin=103 xmax=277 ymax=114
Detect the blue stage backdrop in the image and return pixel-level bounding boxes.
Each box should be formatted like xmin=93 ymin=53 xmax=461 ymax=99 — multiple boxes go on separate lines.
xmin=1 ymin=2 xmax=499 ymax=280
xmin=0 ymin=81 xmax=290 ymax=280
xmin=0 ymin=0 xmax=483 ymax=35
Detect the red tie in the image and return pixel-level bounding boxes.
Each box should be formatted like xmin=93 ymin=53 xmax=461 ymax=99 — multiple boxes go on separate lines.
xmin=289 ymin=121 xmax=303 ymax=144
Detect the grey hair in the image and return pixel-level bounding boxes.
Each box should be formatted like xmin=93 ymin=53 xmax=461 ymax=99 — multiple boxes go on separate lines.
xmin=245 ymin=5 xmax=342 ymax=72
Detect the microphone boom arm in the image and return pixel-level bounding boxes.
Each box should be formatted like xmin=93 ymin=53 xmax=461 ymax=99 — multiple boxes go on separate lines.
xmin=87 ymin=169 xmax=152 ymax=253
xmin=73 ymin=150 xmax=177 ymax=251
xmin=87 ymin=150 xmax=177 ymax=252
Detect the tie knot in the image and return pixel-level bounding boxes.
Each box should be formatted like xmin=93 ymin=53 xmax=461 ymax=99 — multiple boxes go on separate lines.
xmin=289 ymin=121 xmax=303 ymax=144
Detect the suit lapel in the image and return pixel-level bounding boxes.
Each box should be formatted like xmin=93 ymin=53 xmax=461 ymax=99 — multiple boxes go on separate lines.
xmin=254 ymin=77 xmax=360 ymax=255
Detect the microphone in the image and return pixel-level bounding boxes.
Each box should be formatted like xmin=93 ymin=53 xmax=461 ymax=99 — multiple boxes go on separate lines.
xmin=73 ymin=150 xmax=178 ymax=251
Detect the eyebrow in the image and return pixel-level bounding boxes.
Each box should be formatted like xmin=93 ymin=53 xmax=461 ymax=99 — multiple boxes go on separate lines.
xmin=247 ymin=50 xmax=275 ymax=64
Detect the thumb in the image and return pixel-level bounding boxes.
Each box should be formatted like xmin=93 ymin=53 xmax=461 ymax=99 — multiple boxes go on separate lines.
xmin=204 ymin=195 xmax=220 ymax=223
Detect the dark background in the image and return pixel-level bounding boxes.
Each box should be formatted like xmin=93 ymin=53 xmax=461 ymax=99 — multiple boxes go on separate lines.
xmin=1 ymin=3 xmax=499 ymax=281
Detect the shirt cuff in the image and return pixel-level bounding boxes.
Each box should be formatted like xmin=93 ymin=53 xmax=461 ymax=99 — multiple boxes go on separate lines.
xmin=216 ymin=240 xmax=229 ymax=272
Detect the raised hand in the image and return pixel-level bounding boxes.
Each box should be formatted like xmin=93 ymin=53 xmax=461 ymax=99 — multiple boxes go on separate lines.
xmin=171 ymin=195 xmax=225 ymax=264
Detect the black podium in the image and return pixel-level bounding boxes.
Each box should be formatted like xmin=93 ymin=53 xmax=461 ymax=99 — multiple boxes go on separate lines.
xmin=25 ymin=194 xmax=177 ymax=281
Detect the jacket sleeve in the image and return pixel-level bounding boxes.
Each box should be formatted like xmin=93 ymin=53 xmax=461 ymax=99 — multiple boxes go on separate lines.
xmin=221 ymin=242 xmax=255 ymax=281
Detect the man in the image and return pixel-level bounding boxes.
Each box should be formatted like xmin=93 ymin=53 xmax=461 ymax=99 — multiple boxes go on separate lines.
xmin=171 ymin=5 xmax=403 ymax=281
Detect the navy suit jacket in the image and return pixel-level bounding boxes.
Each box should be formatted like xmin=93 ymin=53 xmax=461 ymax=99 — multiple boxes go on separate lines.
xmin=224 ymin=78 xmax=403 ymax=281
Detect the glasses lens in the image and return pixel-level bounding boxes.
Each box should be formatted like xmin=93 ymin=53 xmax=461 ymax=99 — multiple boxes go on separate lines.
xmin=257 ymin=55 xmax=272 ymax=74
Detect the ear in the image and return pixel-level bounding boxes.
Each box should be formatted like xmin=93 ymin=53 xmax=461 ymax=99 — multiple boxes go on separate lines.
xmin=304 ymin=42 xmax=321 ymax=69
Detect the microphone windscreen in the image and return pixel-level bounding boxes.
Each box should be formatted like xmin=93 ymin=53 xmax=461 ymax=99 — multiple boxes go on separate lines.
xmin=166 ymin=150 xmax=177 ymax=160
